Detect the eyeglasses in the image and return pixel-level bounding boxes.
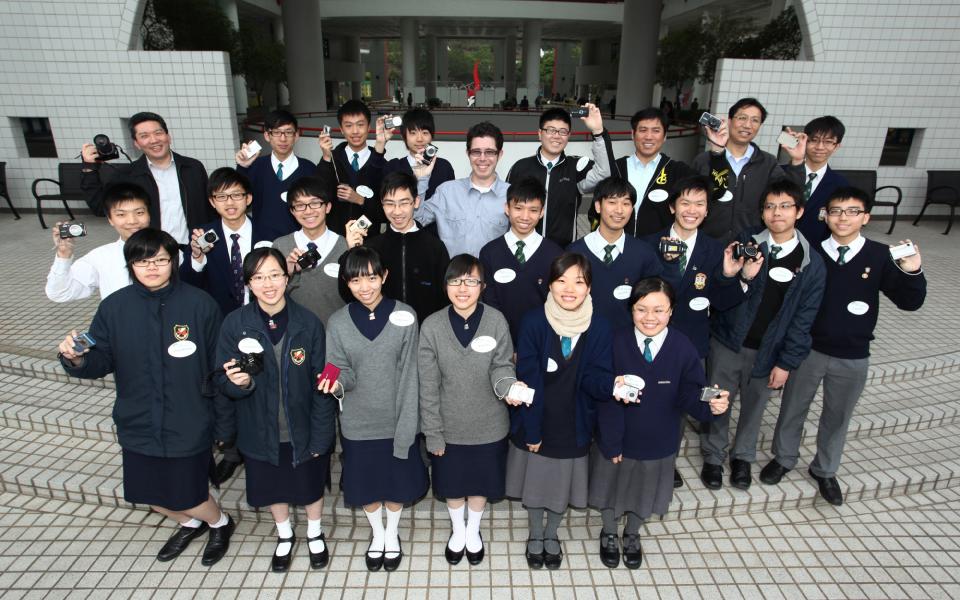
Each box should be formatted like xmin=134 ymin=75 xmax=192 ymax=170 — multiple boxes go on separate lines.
xmin=131 ymin=256 xmax=172 ymax=268
xmin=633 ymin=307 xmax=670 ymax=316
xmin=733 ymin=115 xmax=763 ymax=126
xmin=382 ymin=200 xmax=415 ymax=210
xmin=468 ymin=149 xmax=499 ymax=158
xmin=291 ymin=201 xmax=326 ymax=212
xmin=249 ymin=272 xmax=286 ymax=284
xmin=268 ymin=129 xmax=297 ymax=139
xmin=827 ymin=207 xmax=867 ymax=217
xmin=763 ymin=202 xmax=797 ymax=211
xmin=212 ymin=192 xmax=248 ymax=203
xmin=541 ymin=127 xmax=570 ymax=137
xmin=447 ymin=278 xmax=482 ymax=287
xmin=808 ymin=137 xmax=839 ymax=148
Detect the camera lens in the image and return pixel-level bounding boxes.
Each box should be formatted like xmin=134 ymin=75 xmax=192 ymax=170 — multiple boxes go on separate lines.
xmin=203 ymin=232 xmax=216 ymax=243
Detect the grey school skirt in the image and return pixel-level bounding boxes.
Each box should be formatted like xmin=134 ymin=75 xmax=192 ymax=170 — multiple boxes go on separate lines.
xmin=587 ymin=445 xmax=675 ymax=521
xmin=504 ymin=443 xmax=589 ymax=514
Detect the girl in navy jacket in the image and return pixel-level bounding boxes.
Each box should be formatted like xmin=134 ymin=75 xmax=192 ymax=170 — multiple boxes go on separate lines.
xmin=218 ymin=247 xmax=337 ymax=573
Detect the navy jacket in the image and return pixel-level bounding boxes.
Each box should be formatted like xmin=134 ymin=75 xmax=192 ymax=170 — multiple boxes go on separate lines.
xmin=385 ymin=156 xmax=456 ymax=201
xmin=238 ymin=154 xmax=320 ymax=241
xmin=784 ymin=164 xmax=848 ymax=243
xmin=641 ymin=228 xmax=745 ymax=358
xmin=711 ymin=227 xmax=826 ymax=377
xmin=512 ymin=308 xmax=615 ymax=447
xmin=61 ymin=281 xmax=228 ymax=457
xmin=216 ymin=300 xmax=337 ymax=467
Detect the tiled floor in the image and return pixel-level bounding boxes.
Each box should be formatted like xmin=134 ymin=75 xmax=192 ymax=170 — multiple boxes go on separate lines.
xmin=0 ymin=213 xmax=958 ymax=599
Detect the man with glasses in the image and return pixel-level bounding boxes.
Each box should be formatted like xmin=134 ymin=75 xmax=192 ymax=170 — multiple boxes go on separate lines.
xmin=236 ymin=110 xmax=322 ymax=241
xmin=80 ymin=112 xmax=215 ymax=246
xmin=506 ymin=105 xmax=612 ymax=247
xmin=416 ymin=122 xmax=511 ymax=257
xmin=691 ymin=98 xmax=786 ymax=244
xmin=699 ymin=180 xmax=825 ymax=492
xmin=778 ymin=116 xmax=849 ymax=242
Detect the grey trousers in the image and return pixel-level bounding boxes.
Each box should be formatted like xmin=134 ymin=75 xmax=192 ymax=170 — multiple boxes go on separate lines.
xmin=700 ymin=338 xmax=771 ymax=465
xmin=771 ymin=349 xmax=869 ymax=478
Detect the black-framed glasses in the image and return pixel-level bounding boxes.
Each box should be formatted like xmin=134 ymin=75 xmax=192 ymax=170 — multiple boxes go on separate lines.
xmin=291 ymin=201 xmax=327 ymax=212
xmin=827 ymin=207 xmax=866 ymax=217
xmin=131 ymin=256 xmax=172 ymax=268
xmin=763 ymin=202 xmax=797 ymax=211
xmin=268 ymin=129 xmax=297 ymax=139
xmin=212 ymin=192 xmax=248 ymax=203
xmin=541 ymin=127 xmax=570 ymax=137
xmin=447 ymin=277 xmax=482 ymax=287
xmin=468 ymin=149 xmax=499 ymax=158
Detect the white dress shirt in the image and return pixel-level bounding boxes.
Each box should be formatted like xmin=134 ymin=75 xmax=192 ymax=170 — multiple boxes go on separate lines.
xmin=45 ymin=239 xmax=130 ymax=302
xmin=804 ymin=162 xmax=829 ymax=197
xmin=271 ymin=153 xmax=301 ymax=181
xmin=584 ymin=230 xmax=626 ymax=263
xmin=147 ymin=157 xmax=188 ymax=244
xmin=634 ymin=327 xmax=668 ymax=361
xmin=343 ymin=146 xmax=371 ymax=171
xmin=505 ymin=229 xmax=543 ymax=259
xmin=768 ymin=233 xmax=799 ymax=259
xmin=670 ymin=225 xmax=698 ymax=269
xmin=626 ymin=153 xmax=661 ymax=215
xmin=821 ymin=234 xmax=865 ymax=263
xmin=295 ymin=227 xmax=340 ymax=259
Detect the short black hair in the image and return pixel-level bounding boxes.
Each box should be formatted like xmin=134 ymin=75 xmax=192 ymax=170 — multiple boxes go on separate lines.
xmin=123 ymin=228 xmax=180 ymax=282
xmin=630 ymin=107 xmax=669 ymax=131
xmin=594 ymin=176 xmax=637 ymax=206
xmin=264 ymin=109 xmax=298 ymax=131
xmin=337 ymin=99 xmax=371 ymax=124
xmin=804 ymin=115 xmax=845 ymax=144
xmin=400 ymin=108 xmax=435 ymax=137
xmin=826 ymin=186 xmax=873 ymax=212
xmin=728 ymin=97 xmax=768 ymax=123
xmin=287 ymin=176 xmax=331 ymax=207
xmin=668 ymin=175 xmax=712 ymax=207
xmin=340 ymin=246 xmax=386 ymax=282
xmin=128 ymin=112 xmax=168 ymax=139
xmin=539 ymin=107 xmax=571 ymax=129
xmin=207 ymin=167 xmax=251 ymax=197
xmin=506 ymin=177 xmax=545 ymax=208
xmin=381 ymin=171 xmax=418 ymax=202
xmin=762 ymin=179 xmax=805 ymax=211
xmin=467 ymin=121 xmax=504 ymax=152
xmin=242 ymin=247 xmax=288 ymax=285
xmin=548 ymin=252 xmax=592 ymax=288
xmin=444 ymin=254 xmax=485 ymax=284
xmin=628 ymin=277 xmax=675 ymax=310
xmin=102 ymin=182 xmax=149 ymax=215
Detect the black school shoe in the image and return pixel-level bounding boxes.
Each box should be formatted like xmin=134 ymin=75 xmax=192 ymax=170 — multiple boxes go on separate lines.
xmin=383 ymin=539 xmax=403 ymax=572
xmin=622 ymin=534 xmax=643 ymax=569
xmin=599 ymin=532 xmax=620 ymax=568
xmin=307 ymin=533 xmax=329 ymax=569
xmin=445 ymin=534 xmax=465 ymax=565
xmin=365 ymin=539 xmax=384 ymax=572
xmin=525 ymin=538 xmax=544 ymax=569
xmin=700 ymin=463 xmax=723 ymax=490
xmin=730 ymin=459 xmax=752 ymax=490
xmin=543 ymin=538 xmax=563 ymax=570
xmin=809 ymin=467 xmax=844 ymax=506
xmin=156 ymin=522 xmax=209 ymax=562
xmin=674 ymin=468 xmax=684 ymax=488
xmin=271 ymin=535 xmax=295 ymax=572
xmin=212 ymin=458 xmax=243 ymax=486
xmin=200 ymin=516 xmax=235 ymax=567
xmin=465 ymin=533 xmax=485 ymax=565
xmin=760 ymin=460 xmax=792 ymax=485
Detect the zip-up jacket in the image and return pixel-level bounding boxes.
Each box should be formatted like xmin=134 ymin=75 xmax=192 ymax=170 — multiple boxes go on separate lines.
xmin=366 ymin=227 xmax=450 ymax=323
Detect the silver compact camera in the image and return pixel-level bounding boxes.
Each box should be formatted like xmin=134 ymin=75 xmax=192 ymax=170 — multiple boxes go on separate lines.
xmin=196 ymin=229 xmax=219 ymax=253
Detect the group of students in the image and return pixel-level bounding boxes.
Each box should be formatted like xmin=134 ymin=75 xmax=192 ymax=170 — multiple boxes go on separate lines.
xmin=51 ymin=97 xmax=927 ymax=573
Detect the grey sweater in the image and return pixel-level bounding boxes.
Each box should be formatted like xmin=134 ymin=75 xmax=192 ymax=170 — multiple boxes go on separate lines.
xmin=325 ymin=300 xmax=420 ymax=459
xmin=418 ymin=303 xmax=515 ymax=452
xmin=273 ymin=233 xmax=347 ymax=325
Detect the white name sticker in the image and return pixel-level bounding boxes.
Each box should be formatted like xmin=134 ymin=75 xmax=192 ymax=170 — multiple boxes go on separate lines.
xmin=718 ymin=190 xmax=733 ymax=203
xmin=847 ymin=301 xmax=870 ymax=316
xmin=280 ymin=191 xmax=288 ymax=203
xmin=470 ymin=335 xmax=497 ymax=353
xmin=238 ymin=337 xmax=264 ymax=354
xmin=389 ymin=310 xmax=416 ymax=327
xmin=648 ymin=189 xmax=669 ymax=203
xmin=576 ymin=156 xmax=590 ymax=172
xmin=253 ymin=241 xmax=273 ymax=250
xmin=613 ymin=285 xmax=632 ymax=300
xmin=546 ymin=358 xmax=558 ymax=372
xmin=768 ymin=267 xmax=794 ymax=283
xmin=689 ymin=296 xmax=710 ymax=311
xmin=494 ymin=268 xmax=516 ymax=283
xmin=356 ymin=185 xmax=375 ymax=199
xmin=168 ymin=340 xmax=197 ymax=358
xmin=323 ymin=262 xmax=340 ymax=277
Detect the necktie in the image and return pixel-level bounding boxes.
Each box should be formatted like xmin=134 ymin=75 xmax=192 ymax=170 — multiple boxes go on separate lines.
xmin=837 ymin=245 xmax=849 ymax=265
xmin=515 ymin=240 xmax=526 ymax=265
xmin=276 ymin=162 xmax=284 ymax=181
xmin=678 ymin=247 xmax=687 ymax=274
xmin=561 ymin=336 xmax=572 ymax=359
xmin=230 ymin=233 xmax=243 ymax=305
xmin=351 ymin=152 xmax=360 ymax=172
xmin=603 ymin=244 xmax=616 ymax=265
xmin=804 ymin=172 xmax=817 ymax=201
xmin=643 ymin=337 xmax=654 ymax=363
xmin=307 ymin=241 xmax=319 ymax=259
xmin=770 ymin=245 xmax=782 ymax=260
xmin=546 ymin=161 xmax=553 ymax=172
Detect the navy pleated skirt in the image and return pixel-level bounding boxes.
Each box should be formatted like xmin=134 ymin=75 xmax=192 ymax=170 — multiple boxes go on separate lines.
xmin=430 ymin=438 xmax=508 ymax=501
xmin=243 ymin=443 xmax=330 ymax=508
xmin=340 ymin=436 xmax=429 ymax=507
xmin=121 ymin=448 xmax=211 ymax=512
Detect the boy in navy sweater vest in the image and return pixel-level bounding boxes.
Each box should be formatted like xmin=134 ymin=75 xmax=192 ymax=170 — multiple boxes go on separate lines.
xmin=567 ymin=177 xmax=662 ymax=331
xmin=760 ymin=187 xmax=926 ymax=505
xmin=700 ymin=180 xmax=826 ymax=492
xmin=235 ymin=110 xmax=321 ymax=241
xmin=480 ymin=178 xmax=564 ymax=345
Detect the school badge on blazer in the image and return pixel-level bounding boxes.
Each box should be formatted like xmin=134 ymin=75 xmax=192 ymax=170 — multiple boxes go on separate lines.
xmin=173 ymin=325 xmax=189 ymax=340
xmin=290 ymin=348 xmax=306 ymax=365
xmin=694 ymin=273 xmax=707 ymax=290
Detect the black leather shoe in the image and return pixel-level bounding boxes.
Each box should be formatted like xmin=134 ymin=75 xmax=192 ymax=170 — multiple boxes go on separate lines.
xmin=157 ymin=522 xmax=208 ymax=561
xmin=307 ymin=533 xmax=329 ymax=569
xmin=383 ymin=539 xmax=403 ymax=572
xmin=700 ymin=463 xmax=723 ymax=490
xmin=730 ymin=459 xmax=752 ymax=490
xmin=674 ymin=468 xmax=684 ymax=489
xmin=598 ymin=532 xmax=620 ymax=568
xmin=543 ymin=538 xmax=563 ymax=570
xmin=365 ymin=539 xmax=384 ymax=572
xmin=201 ymin=516 xmax=235 ymax=566
xmin=271 ymin=535 xmax=295 ymax=572
xmin=445 ymin=535 xmax=465 ymax=565
xmin=213 ymin=458 xmax=243 ymax=486
xmin=622 ymin=534 xmax=643 ymax=569
xmin=525 ymin=539 xmax=544 ymax=569
xmin=465 ymin=533 xmax=484 ymax=565
xmin=760 ymin=460 xmax=791 ymax=485
xmin=809 ymin=468 xmax=844 ymax=506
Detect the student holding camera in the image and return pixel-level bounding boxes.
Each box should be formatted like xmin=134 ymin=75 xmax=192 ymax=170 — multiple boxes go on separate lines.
xmin=57 ymin=228 xmax=235 ymax=567
xmin=590 ymin=278 xmax=729 ymax=569
xmin=217 ymin=247 xmax=337 ymax=572
xmin=46 ymin=182 xmax=151 ymax=302
xmin=384 ymin=108 xmax=455 ymax=202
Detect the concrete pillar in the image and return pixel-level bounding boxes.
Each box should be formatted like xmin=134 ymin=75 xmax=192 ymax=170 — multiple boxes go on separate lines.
xmin=615 ymin=0 xmax=661 ymax=116
xmin=218 ymin=0 xmax=248 ymax=114
xmin=577 ymin=38 xmax=595 ymax=99
xmin=523 ymin=20 xmax=542 ymax=100
xmin=282 ymin=0 xmax=326 ymax=112
xmin=347 ymin=35 xmax=362 ymax=100
xmin=437 ymin=38 xmax=449 ymax=87
xmin=273 ymin=17 xmax=289 ymax=108
xmin=504 ymin=33 xmax=517 ymax=98
xmin=425 ymin=35 xmax=438 ymax=100
xmin=366 ymin=39 xmax=387 ymax=99
xmin=400 ymin=18 xmax=417 ymax=97
xmin=492 ymin=39 xmax=504 ymax=88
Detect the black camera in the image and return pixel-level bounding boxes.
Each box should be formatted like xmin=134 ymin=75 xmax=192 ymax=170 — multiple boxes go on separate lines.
xmin=93 ymin=134 xmax=119 ymax=161
xmin=422 ymin=144 xmax=439 ymax=165
xmin=570 ymin=107 xmax=589 ymax=118
xmin=234 ymin=352 xmax=264 ymax=376
xmin=59 ymin=222 xmax=86 ymax=239
xmin=659 ymin=238 xmax=686 ymax=257
xmin=732 ymin=242 xmax=760 ymax=261
xmin=297 ymin=247 xmax=321 ymax=270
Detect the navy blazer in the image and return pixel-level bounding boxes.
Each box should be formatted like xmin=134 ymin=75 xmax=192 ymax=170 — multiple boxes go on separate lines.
xmin=786 ymin=164 xmax=848 ymax=243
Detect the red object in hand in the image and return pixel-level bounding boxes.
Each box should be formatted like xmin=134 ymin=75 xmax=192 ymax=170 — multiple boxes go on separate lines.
xmin=317 ymin=363 xmax=341 ymax=388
